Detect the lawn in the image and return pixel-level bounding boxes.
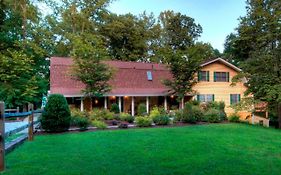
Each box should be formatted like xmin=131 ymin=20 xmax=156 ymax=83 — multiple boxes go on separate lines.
xmin=2 ymin=124 xmax=281 ymax=175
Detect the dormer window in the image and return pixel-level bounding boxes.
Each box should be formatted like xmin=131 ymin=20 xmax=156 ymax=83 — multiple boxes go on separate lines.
xmin=198 ymin=71 xmax=209 ymax=81
xmin=214 ymin=72 xmax=229 ymax=82
xmin=147 ymin=71 xmax=152 ymax=81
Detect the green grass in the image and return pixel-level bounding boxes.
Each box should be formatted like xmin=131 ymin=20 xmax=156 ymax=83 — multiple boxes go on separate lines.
xmin=2 ymin=124 xmax=281 ymax=175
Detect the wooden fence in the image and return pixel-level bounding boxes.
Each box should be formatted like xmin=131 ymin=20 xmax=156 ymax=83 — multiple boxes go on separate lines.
xmin=0 ymin=102 xmax=41 ymax=172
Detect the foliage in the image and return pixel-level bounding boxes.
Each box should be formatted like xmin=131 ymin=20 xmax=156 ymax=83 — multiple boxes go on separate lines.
xmin=224 ymin=0 xmax=281 ymax=127
xmin=149 ymin=107 xmax=161 ymax=119
xmin=92 ymin=120 xmax=107 ymax=129
xmin=152 ymin=115 xmax=170 ymax=125
xmin=228 ymin=113 xmax=241 ymax=123
xmin=70 ymin=108 xmax=90 ymax=130
xmin=118 ymin=122 xmax=129 ymax=129
xmin=137 ymin=103 xmax=147 ymax=116
xmin=41 ymin=94 xmax=71 ymax=132
xmin=120 ymin=113 xmax=134 ymax=123
xmin=174 ymin=110 xmax=184 ymax=122
xmin=89 ymin=109 xmax=114 ymax=121
xmin=135 ymin=116 xmax=152 ymax=127
xmin=182 ymin=103 xmax=197 ymax=123
xmin=204 ymin=101 xmax=227 ymax=121
xmin=110 ymin=103 xmax=120 ymax=114
xmin=204 ymin=109 xmax=221 ymax=123
xmin=191 ymin=106 xmax=204 ymax=122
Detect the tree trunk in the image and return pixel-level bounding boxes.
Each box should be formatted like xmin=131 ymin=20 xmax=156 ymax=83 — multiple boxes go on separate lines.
xmin=278 ymin=102 xmax=281 ymax=129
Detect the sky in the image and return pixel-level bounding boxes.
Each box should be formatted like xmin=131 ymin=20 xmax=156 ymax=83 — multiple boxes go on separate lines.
xmin=108 ymin=0 xmax=247 ymax=52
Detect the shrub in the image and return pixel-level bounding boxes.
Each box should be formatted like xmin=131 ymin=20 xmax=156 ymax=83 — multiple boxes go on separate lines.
xmin=150 ymin=107 xmax=170 ymax=125
xmin=120 ymin=113 xmax=134 ymax=123
xmin=174 ymin=110 xmax=184 ymax=122
xmin=137 ymin=103 xmax=147 ymax=116
xmin=92 ymin=120 xmax=107 ymax=129
xmin=135 ymin=116 xmax=152 ymax=127
xmin=228 ymin=113 xmax=241 ymax=123
xmin=149 ymin=107 xmax=161 ymax=119
xmin=152 ymin=115 xmax=170 ymax=125
xmin=88 ymin=109 xmax=114 ymax=121
xmin=205 ymin=101 xmax=227 ymax=121
xmin=182 ymin=103 xmax=196 ymax=123
xmin=191 ymin=106 xmax=204 ymax=122
xmin=41 ymin=94 xmax=71 ymax=132
xmin=76 ymin=117 xmax=90 ymax=131
xmin=110 ymin=103 xmax=120 ymax=114
xmin=204 ymin=109 xmax=221 ymax=123
xmin=190 ymin=100 xmax=200 ymax=106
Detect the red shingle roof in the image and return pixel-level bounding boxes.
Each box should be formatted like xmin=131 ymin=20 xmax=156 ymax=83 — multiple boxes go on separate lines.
xmin=50 ymin=57 xmax=173 ymax=96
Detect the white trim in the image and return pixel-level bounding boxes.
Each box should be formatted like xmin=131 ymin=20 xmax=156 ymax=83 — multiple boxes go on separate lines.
xmin=118 ymin=97 xmax=122 ymax=113
xmin=131 ymin=97 xmax=135 ymax=116
xmin=104 ymin=97 xmax=107 ymax=109
xmin=200 ymin=58 xmax=242 ymax=72
xmin=80 ymin=99 xmax=84 ymax=111
xmin=164 ymin=96 xmax=167 ymax=111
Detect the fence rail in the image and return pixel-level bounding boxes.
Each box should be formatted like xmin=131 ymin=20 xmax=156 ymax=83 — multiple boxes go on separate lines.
xmin=4 ymin=109 xmax=43 ymax=118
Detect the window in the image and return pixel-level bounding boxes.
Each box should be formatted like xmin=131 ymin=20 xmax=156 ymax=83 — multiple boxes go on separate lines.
xmin=147 ymin=71 xmax=152 ymax=81
xmin=197 ymin=94 xmax=214 ymax=102
xmin=214 ymin=72 xmax=229 ymax=82
xmin=230 ymin=94 xmax=240 ymax=104
xmin=198 ymin=71 xmax=209 ymax=81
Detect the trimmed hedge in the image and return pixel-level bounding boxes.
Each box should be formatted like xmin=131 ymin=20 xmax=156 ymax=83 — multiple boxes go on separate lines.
xmin=41 ymin=94 xmax=71 ymax=132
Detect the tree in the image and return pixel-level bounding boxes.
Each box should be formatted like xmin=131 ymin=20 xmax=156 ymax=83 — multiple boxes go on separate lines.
xmin=99 ymin=12 xmax=160 ymax=61
xmin=158 ymin=11 xmax=206 ymax=101
xmin=229 ymin=0 xmax=281 ymax=128
xmin=0 ymin=0 xmax=49 ymax=108
xmin=71 ymin=34 xmax=113 ymax=96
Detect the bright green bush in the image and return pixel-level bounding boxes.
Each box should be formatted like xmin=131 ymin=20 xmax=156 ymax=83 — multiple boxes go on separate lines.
xmin=41 ymin=94 xmax=71 ymax=132
xmin=149 ymin=107 xmax=170 ymax=125
xmin=204 ymin=109 xmax=221 ymax=123
xmin=88 ymin=109 xmax=114 ymax=121
xmin=137 ymin=103 xmax=147 ymax=116
xmin=228 ymin=113 xmax=241 ymax=123
xmin=135 ymin=116 xmax=152 ymax=127
xmin=110 ymin=103 xmax=120 ymax=114
xmin=120 ymin=113 xmax=134 ymax=123
xmin=92 ymin=120 xmax=107 ymax=129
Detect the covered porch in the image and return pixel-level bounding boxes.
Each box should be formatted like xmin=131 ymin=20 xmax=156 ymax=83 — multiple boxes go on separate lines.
xmin=71 ymin=95 xmax=193 ymax=116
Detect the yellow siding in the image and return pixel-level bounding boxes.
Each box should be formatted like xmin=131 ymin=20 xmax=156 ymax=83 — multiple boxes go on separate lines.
xmin=193 ymin=62 xmax=248 ymax=115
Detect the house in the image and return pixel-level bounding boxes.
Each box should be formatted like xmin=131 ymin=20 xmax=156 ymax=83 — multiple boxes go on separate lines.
xmin=50 ymin=57 xmax=248 ymax=116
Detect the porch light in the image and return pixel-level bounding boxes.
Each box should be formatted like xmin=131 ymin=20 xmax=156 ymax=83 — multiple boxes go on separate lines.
xmin=170 ymin=95 xmax=174 ymax=98
xmin=110 ymin=96 xmax=116 ymax=100
xmin=95 ymin=99 xmax=98 ymax=104
xmin=124 ymin=96 xmax=128 ymax=99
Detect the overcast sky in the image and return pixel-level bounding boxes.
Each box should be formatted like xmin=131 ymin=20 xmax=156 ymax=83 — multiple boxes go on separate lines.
xmin=108 ymin=0 xmax=247 ymax=52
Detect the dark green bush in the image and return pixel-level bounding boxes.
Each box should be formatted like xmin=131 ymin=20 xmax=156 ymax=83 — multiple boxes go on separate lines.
xmin=182 ymin=102 xmax=196 ymax=123
xmin=191 ymin=106 xmax=204 ymax=122
xmin=137 ymin=103 xmax=147 ymax=116
xmin=135 ymin=116 xmax=152 ymax=127
xmin=204 ymin=109 xmax=221 ymax=123
xmin=174 ymin=110 xmax=184 ymax=122
xmin=228 ymin=113 xmax=241 ymax=123
xmin=41 ymin=94 xmax=71 ymax=132
xmin=152 ymin=115 xmax=170 ymax=125
xmin=205 ymin=101 xmax=227 ymax=121
xmin=120 ymin=113 xmax=134 ymax=123
xmin=76 ymin=117 xmax=90 ymax=130
xmin=110 ymin=103 xmax=120 ymax=114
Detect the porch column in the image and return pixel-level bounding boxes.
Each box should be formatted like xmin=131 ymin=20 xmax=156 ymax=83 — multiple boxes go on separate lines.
xmin=164 ymin=96 xmax=167 ymax=111
xmin=146 ymin=96 xmax=149 ymax=114
xmin=181 ymin=97 xmax=184 ymax=109
xmin=80 ymin=98 xmax=84 ymax=111
xmin=118 ymin=96 xmax=122 ymax=113
xmin=131 ymin=96 xmax=135 ymax=116
xmin=104 ymin=97 xmax=107 ymax=109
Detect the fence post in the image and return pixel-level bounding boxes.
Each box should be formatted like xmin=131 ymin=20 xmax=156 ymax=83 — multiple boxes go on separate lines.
xmin=0 ymin=102 xmax=5 ymax=172
xmin=28 ymin=104 xmax=34 ymax=141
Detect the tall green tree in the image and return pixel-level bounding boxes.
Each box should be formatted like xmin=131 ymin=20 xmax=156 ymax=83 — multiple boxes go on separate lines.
xmin=0 ymin=0 xmax=49 ymax=108
xmin=229 ymin=0 xmax=281 ymax=128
